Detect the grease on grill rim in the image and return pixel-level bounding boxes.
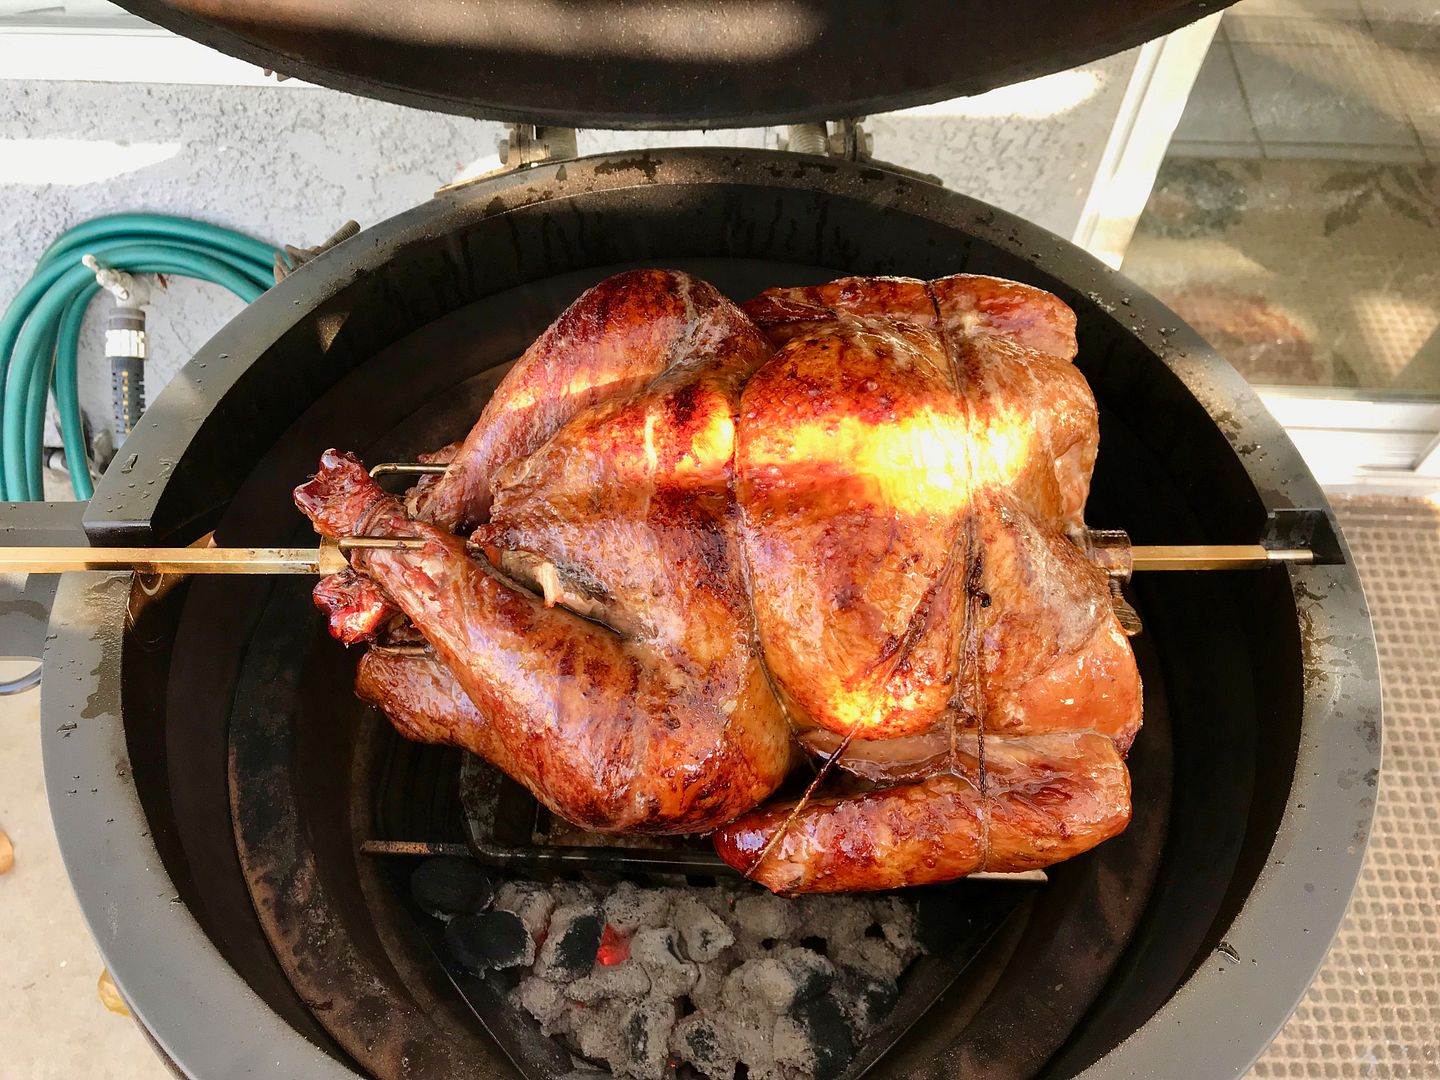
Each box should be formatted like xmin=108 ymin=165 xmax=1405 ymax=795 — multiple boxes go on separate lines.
xmin=410 ymin=860 xmax=925 ymax=1079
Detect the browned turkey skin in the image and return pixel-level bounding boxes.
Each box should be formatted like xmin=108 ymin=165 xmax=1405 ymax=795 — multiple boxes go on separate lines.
xmin=294 ymin=268 xmax=1141 ymax=892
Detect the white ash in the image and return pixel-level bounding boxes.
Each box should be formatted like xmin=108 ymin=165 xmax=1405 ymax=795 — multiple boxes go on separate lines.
xmin=513 ymin=975 xmax=571 ymax=1035
xmin=731 ymin=893 xmax=803 ymax=943
xmin=688 ymin=955 xmax=729 ymax=1012
xmin=550 ymin=881 xmax=600 ymax=907
xmin=603 ymin=880 xmax=674 ymax=932
xmin=629 ymin=927 xmax=700 ymax=998
xmin=772 ymin=1015 xmax=814 ymax=1073
xmin=831 ymin=935 xmax=906 ymax=982
xmin=568 ymin=960 xmax=652 ymax=1003
xmin=672 ymin=894 xmax=734 ymax=962
xmin=501 ymin=882 xmax=925 ymax=1080
xmin=721 ymin=997 xmax=788 ymax=1079
xmin=570 ymin=1001 xmax=625 ymax=1066
xmin=495 ymin=881 xmax=557 ymax=941
xmin=725 ymin=948 xmax=834 ymax=1012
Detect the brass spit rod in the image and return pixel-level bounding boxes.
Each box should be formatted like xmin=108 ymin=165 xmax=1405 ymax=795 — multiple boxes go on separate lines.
xmin=1130 ymin=545 xmax=1313 ymax=571
xmin=0 ymin=536 xmax=428 ymax=576
xmin=0 ymin=540 xmax=1314 ymax=577
xmin=0 ymin=545 xmax=324 ymax=575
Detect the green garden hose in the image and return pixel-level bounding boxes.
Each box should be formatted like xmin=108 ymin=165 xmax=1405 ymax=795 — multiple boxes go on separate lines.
xmin=0 ymin=214 xmax=275 ymax=501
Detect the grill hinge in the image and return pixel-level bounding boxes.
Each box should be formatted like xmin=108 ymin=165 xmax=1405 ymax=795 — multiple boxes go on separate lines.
xmin=780 ymin=118 xmax=874 ymax=160
xmin=497 ymin=123 xmax=580 ymax=169
xmin=437 ymin=123 xmax=580 ymax=196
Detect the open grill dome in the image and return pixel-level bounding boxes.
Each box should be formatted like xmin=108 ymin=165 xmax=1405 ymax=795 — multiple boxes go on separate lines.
xmin=111 ymin=0 xmax=1223 ymax=129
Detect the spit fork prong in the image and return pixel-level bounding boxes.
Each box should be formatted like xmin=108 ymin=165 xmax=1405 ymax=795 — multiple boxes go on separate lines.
xmin=367 ymin=643 xmax=433 ymax=658
xmin=319 ymin=535 xmax=434 ymax=574
xmin=368 ymin=462 xmax=448 ymax=478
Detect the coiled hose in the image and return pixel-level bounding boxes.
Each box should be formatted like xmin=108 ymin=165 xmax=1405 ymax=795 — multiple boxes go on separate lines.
xmin=0 ymin=214 xmax=275 ymax=501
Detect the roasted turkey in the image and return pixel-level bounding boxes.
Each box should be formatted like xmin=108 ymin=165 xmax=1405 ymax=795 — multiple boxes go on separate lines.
xmin=294 ymin=269 xmax=1142 ymax=894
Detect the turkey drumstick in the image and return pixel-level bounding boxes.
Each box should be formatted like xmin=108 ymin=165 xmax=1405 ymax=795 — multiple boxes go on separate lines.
xmin=297 ymin=447 xmax=790 ymax=835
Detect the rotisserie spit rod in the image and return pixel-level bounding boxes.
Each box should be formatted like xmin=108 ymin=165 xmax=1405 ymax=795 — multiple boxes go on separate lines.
xmin=0 ymin=462 xmax=1313 ymax=575
xmin=0 ymin=536 xmax=1314 ymax=576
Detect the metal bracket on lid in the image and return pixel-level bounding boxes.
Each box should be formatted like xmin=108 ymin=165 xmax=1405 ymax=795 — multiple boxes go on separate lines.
xmin=497 ymin=123 xmax=579 ymax=169
xmin=781 ymin=119 xmax=947 ymax=186
xmin=437 ymin=123 xmax=579 ymax=195
xmin=780 ymin=118 xmax=874 ymax=160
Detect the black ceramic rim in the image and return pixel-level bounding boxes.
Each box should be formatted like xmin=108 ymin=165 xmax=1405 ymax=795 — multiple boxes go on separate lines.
xmin=43 ymin=148 xmax=1379 ymax=1079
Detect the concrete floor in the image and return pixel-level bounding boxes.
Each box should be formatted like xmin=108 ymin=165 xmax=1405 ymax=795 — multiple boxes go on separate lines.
xmin=0 ymin=659 xmax=167 ymax=1080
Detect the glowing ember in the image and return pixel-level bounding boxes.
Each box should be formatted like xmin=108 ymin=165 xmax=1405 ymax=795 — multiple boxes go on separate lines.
xmin=597 ymin=923 xmax=631 ymax=966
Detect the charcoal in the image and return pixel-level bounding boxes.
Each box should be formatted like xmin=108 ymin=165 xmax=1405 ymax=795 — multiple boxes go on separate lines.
xmin=497 ymin=879 xmax=922 ymax=1080
xmin=732 ymin=893 xmax=802 ymax=943
xmin=778 ymin=947 xmax=835 ymax=1002
xmin=567 ymin=959 xmax=651 ymax=1003
xmin=570 ymin=1001 xmax=627 ymax=1074
xmin=409 ymin=857 xmax=494 ymax=919
xmin=511 ymin=975 xmax=571 ymax=1035
xmin=495 ymin=880 xmax=557 ymax=941
xmin=446 ymin=910 xmax=534 ymax=971
xmin=550 ymin=881 xmax=599 ymax=907
xmin=831 ymin=935 xmax=905 ymax=981
xmin=868 ymin=896 xmax=923 ymax=962
xmin=689 ymin=958 xmax=728 ymax=1012
xmin=621 ymin=997 xmax=678 ymax=1079
xmin=775 ymin=995 xmax=855 ymax=1080
xmin=796 ymin=895 xmax=872 ymax=946
xmin=536 ymin=903 xmax=605 ymax=980
xmin=629 ymin=927 xmax=699 ymax=998
xmin=670 ymin=1013 xmax=739 ymax=1079
xmin=601 ymin=881 xmax=674 ymax=932
xmin=834 ymin=964 xmax=899 ymax=1037
xmin=728 ymin=948 xmax=833 ymax=1012
xmin=673 ymin=894 xmax=735 ymax=962
xmin=727 ymin=999 xmax=783 ymax=1080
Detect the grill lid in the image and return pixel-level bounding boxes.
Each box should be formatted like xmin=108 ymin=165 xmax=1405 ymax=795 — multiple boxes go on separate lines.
xmin=114 ymin=0 xmax=1223 ymax=129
